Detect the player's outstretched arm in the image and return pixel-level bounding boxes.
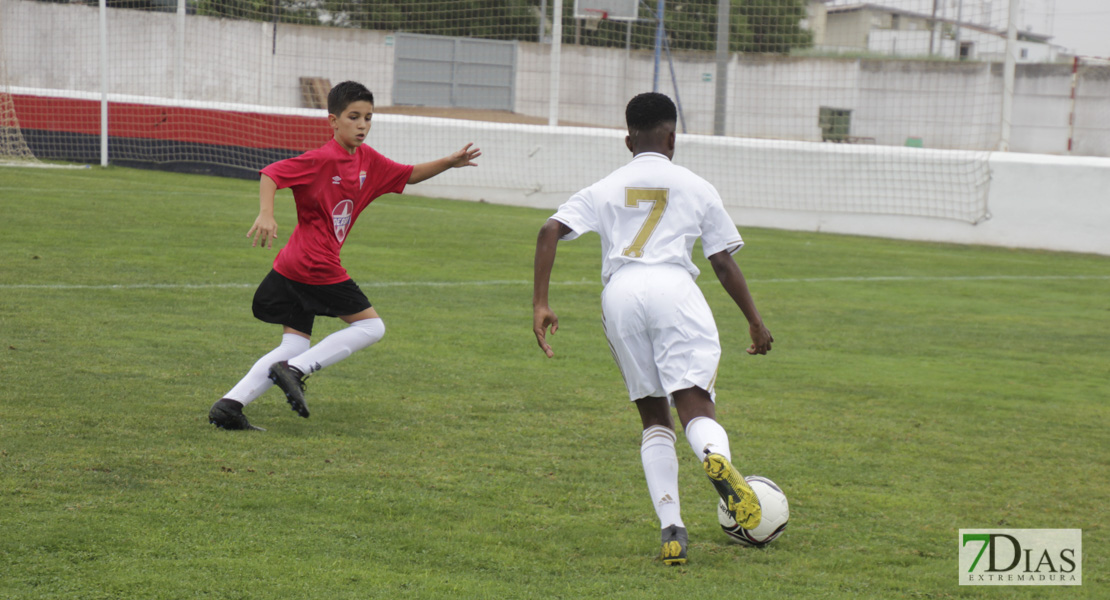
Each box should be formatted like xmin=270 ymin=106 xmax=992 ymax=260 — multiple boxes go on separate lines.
xmin=408 ymin=143 xmax=482 ymax=184
xmin=533 ymin=219 xmax=571 ymax=358
xmin=708 ymin=250 xmax=773 ymax=355
xmin=247 ymin=174 xmax=279 ymax=249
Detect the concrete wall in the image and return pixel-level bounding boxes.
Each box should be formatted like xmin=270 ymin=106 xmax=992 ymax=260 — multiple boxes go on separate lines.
xmin=1 ymin=1 xmax=394 ymax=107
xmin=8 ymin=0 xmax=1110 ymax=157
xmin=376 ymin=117 xmax=1110 ymax=257
xmin=5 ymin=1 xmax=1110 ymax=257
xmin=1014 ymin=63 xmax=1110 ymax=157
xmin=729 ymin=152 xmax=1110 ymax=256
xmin=5 ymin=0 xmax=1108 ymax=157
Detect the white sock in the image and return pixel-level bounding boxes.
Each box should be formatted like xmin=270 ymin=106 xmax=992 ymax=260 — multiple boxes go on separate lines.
xmin=288 ymin=318 xmax=385 ymax=375
xmin=685 ymin=416 xmax=732 ymax=462
xmin=224 ymin=333 xmax=311 ymax=406
xmin=641 ymin=425 xmax=684 ymax=529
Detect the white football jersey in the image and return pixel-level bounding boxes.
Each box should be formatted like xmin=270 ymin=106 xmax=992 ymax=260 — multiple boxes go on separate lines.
xmin=551 ymin=152 xmax=743 ymax=285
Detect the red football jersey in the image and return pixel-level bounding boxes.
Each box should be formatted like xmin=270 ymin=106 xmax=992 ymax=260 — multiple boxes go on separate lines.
xmin=261 ymin=138 xmax=414 ymax=285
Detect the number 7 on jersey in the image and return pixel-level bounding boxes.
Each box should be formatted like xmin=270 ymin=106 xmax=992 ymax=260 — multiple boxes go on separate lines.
xmin=622 ymin=188 xmax=669 ymax=258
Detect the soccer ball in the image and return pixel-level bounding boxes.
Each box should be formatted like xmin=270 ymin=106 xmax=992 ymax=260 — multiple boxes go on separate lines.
xmin=717 ymin=475 xmax=789 ymax=546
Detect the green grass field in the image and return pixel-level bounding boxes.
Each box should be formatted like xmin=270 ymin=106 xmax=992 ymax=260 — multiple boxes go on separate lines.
xmin=1 ymin=165 xmax=1107 ymax=599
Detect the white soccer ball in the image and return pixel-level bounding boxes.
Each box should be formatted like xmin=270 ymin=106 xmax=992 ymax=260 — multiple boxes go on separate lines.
xmin=717 ymin=475 xmax=789 ymax=547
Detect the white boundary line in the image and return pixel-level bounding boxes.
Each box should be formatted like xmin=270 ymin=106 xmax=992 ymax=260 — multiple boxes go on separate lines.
xmin=0 ymin=160 xmax=91 ymax=170
xmin=1 ymin=275 xmax=1107 ymax=291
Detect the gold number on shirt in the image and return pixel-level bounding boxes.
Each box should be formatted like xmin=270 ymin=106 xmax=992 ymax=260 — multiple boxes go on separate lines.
xmin=622 ymin=188 xmax=669 ymax=258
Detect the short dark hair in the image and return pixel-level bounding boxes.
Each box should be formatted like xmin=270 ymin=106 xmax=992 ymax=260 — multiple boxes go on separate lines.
xmin=625 ymin=92 xmax=677 ymax=132
xmin=328 ymin=81 xmax=375 ymax=116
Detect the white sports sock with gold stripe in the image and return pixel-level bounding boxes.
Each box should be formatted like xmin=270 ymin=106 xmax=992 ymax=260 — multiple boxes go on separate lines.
xmin=641 ymin=425 xmax=684 ymax=529
xmin=685 ymin=416 xmax=732 ymax=461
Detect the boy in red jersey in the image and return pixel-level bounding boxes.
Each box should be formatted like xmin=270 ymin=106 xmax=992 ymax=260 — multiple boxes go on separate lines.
xmin=209 ymin=81 xmax=481 ymax=431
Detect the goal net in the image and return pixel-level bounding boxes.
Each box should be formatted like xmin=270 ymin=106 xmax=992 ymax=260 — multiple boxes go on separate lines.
xmin=0 ymin=34 xmax=35 ymax=166
xmin=2 ymin=0 xmax=1106 ymax=222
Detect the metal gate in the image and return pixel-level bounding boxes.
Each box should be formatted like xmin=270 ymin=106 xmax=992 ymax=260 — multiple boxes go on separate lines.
xmin=393 ymin=33 xmax=517 ymax=111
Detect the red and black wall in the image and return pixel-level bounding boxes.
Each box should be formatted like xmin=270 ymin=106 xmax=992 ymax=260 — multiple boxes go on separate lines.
xmin=13 ymin=94 xmax=332 ymax=179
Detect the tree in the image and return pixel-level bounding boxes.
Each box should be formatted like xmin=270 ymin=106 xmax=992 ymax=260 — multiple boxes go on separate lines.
xmin=187 ymin=0 xmax=812 ymax=54
xmin=734 ymin=0 xmax=811 ymax=54
xmin=571 ymin=0 xmax=812 ymax=54
xmin=289 ymin=0 xmax=535 ymax=39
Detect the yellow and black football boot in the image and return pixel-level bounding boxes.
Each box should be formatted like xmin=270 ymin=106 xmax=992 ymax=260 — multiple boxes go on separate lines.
xmin=703 ymin=452 xmax=761 ymax=530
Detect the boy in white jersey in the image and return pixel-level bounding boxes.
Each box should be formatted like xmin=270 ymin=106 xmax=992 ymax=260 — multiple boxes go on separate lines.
xmin=532 ymin=92 xmax=773 ymax=565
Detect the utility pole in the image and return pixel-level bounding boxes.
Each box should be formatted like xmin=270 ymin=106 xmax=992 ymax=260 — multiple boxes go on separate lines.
xmin=929 ymin=0 xmax=938 ymax=56
xmin=549 ymin=0 xmax=563 ymax=125
xmin=954 ymin=0 xmax=964 ymax=60
xmin=653 ymin=0 xmax=664 ymax=92
xmin=713 ymin=0 xmax=729 ymax=135
xmin=999 ymin=0 xmax=1018 ymax=151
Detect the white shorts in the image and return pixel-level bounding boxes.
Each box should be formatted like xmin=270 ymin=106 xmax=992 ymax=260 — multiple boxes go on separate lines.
xmin=600 ymin=263 xmax=721 ymax=403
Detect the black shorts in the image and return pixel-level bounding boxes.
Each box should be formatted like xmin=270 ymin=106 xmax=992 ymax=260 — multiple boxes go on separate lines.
xmin=252 ymin=269 xmax=372 ymax=336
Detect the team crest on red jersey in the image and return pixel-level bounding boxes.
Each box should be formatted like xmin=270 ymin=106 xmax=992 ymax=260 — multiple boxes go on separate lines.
xmin=359 ymin=171 xmax=367 ymax=189
xmin=332 ymin=199 xmax=354 ymax=242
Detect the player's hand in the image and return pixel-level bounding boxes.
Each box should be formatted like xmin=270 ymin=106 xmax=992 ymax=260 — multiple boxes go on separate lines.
xmin=747 ymin=322 xmax=773 ymax=355
xmin=247 ymin=214 xmax=279 ymax=249
xmin=533 ymin=305 xmax=559 ymax=358
xmin=449 ymin=143 xmax=481 ymax=168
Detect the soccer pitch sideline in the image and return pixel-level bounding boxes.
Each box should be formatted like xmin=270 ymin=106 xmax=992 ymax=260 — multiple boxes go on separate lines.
xmin=0 ymin=165 xmax=1106 ymax=599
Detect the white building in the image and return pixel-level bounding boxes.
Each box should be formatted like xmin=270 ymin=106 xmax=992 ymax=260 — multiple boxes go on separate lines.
xmin=808 ymin=0 xmax=1060 ymax=62
xmin=818 ymin=0 xmax=1055 ymax=33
